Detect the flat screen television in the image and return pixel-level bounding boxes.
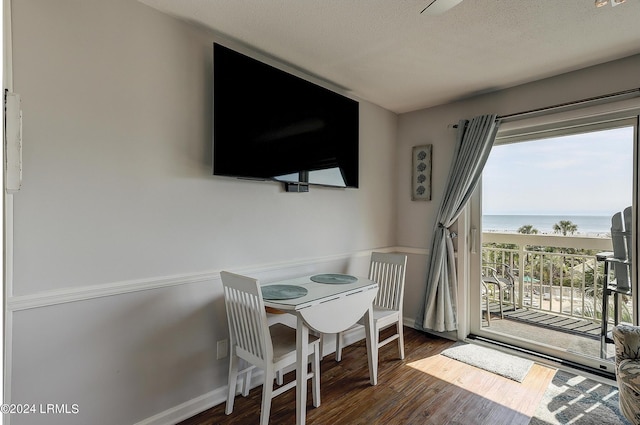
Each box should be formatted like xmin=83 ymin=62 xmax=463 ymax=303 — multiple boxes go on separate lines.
xmin=213 ymin=43 xmax=359 ymax=189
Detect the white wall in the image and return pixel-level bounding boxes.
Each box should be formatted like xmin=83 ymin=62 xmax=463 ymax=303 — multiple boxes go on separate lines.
xmin=6 ymin=1 xmax=398 ymax=424
xmin=8 ymin=0 xmax=640 ymax=423
xmin=397 ymin=54 xmax=640 ymax=331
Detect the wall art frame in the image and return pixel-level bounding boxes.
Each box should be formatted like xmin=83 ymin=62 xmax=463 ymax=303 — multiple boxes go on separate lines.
xmin=412 ymin=144 xmax=432 ymax=201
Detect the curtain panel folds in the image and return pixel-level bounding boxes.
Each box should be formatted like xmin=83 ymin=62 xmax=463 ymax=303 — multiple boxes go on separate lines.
xmin=418 ymin=114 xmax=500 ymax=332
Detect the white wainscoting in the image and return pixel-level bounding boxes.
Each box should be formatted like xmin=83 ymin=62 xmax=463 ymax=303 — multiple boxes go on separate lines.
xmin=6 ymin=246 xmax=427 ymax=425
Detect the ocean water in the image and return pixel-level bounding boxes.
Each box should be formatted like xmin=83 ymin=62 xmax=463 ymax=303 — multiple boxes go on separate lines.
xmin=482 ymin=215 xmax=611 ymax=235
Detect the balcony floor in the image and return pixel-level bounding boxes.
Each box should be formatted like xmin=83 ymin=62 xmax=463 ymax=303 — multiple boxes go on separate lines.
xmin=482 ymin=304 xmax=616 ymax=362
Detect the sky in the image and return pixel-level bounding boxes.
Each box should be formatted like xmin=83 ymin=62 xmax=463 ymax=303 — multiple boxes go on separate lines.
xmin=482 ymin=126 xmax=634 ymax=216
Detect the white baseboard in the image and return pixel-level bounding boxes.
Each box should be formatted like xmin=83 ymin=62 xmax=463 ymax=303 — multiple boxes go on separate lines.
xmin=133 ymin=387 xmax=227 ymax=425
xmin=135 ymin=315 xmax=416 ymax=425
xmin=7 ymin=247 xmax=421 ymax=425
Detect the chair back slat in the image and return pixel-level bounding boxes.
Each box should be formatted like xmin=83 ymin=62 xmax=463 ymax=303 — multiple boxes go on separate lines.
xmin=221 ymin=271 xmax=272 ymax=364
xmin=369 ymin=252 xmax=407 ymax=311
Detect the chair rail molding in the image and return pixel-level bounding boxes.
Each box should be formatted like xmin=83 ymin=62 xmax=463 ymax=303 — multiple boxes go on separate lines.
xmin=6 ymin=247 xmax=417 ymax=312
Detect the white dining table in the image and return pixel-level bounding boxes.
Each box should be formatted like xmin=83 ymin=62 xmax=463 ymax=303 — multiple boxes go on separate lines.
xmin=261 ymin=274 xmax=379 ymax=425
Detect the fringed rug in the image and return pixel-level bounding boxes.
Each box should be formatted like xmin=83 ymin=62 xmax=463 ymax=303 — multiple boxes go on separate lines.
xmin=530 ymin=370 xmax=630 ymax=425
xmin=440 ymin=342 xmax=533 ymax=382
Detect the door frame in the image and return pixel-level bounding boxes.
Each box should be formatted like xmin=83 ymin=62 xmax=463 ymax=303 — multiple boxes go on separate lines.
xmin=462 ymin=106 xmax=639 ymax=373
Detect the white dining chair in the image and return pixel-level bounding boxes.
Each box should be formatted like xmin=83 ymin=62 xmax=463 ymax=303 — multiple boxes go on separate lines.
xmin=335 ymin=252 xmax=408 ymax=362
xmin=220 ymin=271 xmax=321 ymax=425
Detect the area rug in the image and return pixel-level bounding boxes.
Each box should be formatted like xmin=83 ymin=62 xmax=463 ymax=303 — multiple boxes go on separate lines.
xmin=530 ymin=370 xmax=630 ymax=425
xmin=440 ymin=342 xmax=533 ymax=382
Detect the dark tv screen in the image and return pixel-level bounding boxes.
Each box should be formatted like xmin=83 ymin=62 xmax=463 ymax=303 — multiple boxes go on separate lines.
xmin=213 ymin=43 xmax=359 ymax=188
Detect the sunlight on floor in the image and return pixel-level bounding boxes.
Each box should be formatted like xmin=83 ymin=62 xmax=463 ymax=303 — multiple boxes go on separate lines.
xmin=406 ymin=352 xmax=557 ymax=417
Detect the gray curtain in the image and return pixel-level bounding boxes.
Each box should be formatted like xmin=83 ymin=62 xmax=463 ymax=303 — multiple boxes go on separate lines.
xmin=419 ymin=114 xmax=500 ymax=332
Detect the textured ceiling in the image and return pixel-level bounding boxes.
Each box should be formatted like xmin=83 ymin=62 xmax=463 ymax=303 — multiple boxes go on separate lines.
xmin=139 ymin=0 xmax=640 ymax=113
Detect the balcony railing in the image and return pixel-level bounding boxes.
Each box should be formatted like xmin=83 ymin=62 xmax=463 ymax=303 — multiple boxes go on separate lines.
xmin=482 ymin=232 xmax=620 ymax=324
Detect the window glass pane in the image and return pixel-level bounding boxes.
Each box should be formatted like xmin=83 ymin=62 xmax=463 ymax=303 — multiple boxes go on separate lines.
xmin=484 ymin=126 xmax=633 ymax=224
xmin=478 ymin=123 xmax=635 ymax=365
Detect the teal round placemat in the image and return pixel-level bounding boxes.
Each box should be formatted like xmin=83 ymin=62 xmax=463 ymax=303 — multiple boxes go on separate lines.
xmin=310 ymin=273 xmax=358 ymax=284
xmin=261 ymin=284 xmax=308 ymax=300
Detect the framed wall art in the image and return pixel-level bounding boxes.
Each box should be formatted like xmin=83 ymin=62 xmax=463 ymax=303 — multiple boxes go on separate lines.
xmin=412 ymin=144 xmax=432 ymax=201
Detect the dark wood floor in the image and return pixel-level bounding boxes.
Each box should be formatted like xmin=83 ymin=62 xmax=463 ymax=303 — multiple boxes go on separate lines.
xmin=178 ymin=327 xmax=556 ymax=425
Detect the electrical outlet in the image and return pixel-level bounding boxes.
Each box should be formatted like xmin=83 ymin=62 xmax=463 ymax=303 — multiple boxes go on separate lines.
xmin=217 ymin=339 xmax=228 ymax=360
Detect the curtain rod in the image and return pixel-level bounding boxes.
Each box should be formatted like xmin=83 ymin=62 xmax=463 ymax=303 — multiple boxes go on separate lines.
xmin=449 ymin=87 xmax=640 ymax=128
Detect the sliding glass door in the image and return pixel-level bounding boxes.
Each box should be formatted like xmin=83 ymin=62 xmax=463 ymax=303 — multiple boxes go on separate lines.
xmin=468 ymin=114 xmax=638 ymax=373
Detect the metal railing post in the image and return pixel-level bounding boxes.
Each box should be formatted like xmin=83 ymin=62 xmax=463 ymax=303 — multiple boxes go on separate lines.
xmin=518 ymin=243 xmax=526 ymax=309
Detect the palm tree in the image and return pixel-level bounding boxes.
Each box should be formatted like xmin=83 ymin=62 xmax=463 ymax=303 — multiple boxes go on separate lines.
xmin=553 ymin=220 xmax=578 ymax=236
xmin=518 ymin=224 xmax=539 ymax=234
